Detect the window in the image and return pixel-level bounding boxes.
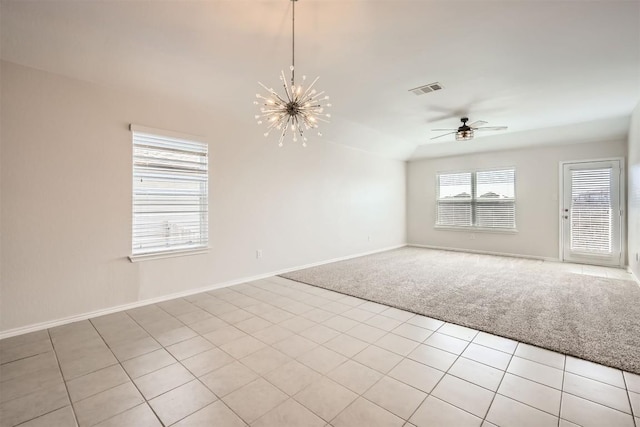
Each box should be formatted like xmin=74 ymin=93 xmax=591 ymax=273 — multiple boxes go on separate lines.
xmin=570 ymin=168 xmax=612 ymax=253
xmin=436 ymin=168 xmax=515 ymax=230
xmin=131 ymin=126 xmax=208 ymax=259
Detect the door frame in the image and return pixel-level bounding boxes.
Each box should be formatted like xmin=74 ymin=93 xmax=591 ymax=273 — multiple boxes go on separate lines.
xmin=558 ymin=157 xmax=626 ymax=267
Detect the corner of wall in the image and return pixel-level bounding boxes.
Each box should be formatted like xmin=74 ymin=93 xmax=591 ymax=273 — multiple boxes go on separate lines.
xmin=628 ymin=102 xmax=640 ymax=279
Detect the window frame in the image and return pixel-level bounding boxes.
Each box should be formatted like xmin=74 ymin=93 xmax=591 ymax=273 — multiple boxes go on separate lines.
xmin=435 ymin=167 xmax=518 ymax=233
xmin=128 ymin=124 xmax=210 ymax=262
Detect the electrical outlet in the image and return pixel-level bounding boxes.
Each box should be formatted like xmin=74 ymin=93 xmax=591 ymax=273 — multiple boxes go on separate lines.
xmin=636 ymin=252 xmax=639 ymax=262
xmin=256 ymin=250 xmax=263 ymax=259
xmin=367 ymin=235 xmax=371 ymax=242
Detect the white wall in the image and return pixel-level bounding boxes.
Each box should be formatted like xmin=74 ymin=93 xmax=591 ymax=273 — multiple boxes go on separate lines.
xmin=407 ymin=140 xmax=627 ymax=260
xmin=0 ymin=61 xmax=407 ymax=333
xmin=628 ymin=102 xmax=640 ymax=280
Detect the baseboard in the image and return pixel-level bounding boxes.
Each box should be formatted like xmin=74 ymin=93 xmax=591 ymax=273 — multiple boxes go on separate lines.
xmin=0 ymin=244 xmax=406 ymax=340
xmin=407 ymin=243 xmax=560 ymax=262
xmin=627 ymin=266 xmax=640 ymax=288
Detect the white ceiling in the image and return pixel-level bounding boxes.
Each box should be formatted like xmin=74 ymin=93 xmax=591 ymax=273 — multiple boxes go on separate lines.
xmin=1 ymin=0 xmax=639 ymax=160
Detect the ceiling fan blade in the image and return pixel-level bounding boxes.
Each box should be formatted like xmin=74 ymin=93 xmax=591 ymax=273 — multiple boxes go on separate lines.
xmin=468 ymin=120 xmax=487 ymax=128
xmin=430 ymin=131 xmax=457 ymax=140
xmin=476 ymin=126 xmax=508 ymax=131
xmin=430 ymin=128 xmax=457 ymax=132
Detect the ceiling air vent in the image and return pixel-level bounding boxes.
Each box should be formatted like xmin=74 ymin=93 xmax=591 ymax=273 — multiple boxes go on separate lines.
xmin=409 ymin=82 xmax=443 ymax=96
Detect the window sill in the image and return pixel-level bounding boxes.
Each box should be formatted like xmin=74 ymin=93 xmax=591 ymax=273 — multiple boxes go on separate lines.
xmin=434 ymin=226 xmax=518 ymax=234
xmin=128 ymin=247 xmax=210 ymax=263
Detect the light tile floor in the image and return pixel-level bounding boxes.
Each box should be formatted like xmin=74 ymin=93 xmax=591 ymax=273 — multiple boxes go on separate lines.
xmin=1 ymin=272 xmax=639 ymax=427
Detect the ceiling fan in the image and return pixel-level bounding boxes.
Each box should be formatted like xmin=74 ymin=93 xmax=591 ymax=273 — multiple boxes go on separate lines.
xmin=431 ymin=117 xmax=508 ymax=141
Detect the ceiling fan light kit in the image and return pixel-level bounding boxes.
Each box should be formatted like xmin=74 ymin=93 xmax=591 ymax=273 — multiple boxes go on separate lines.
xmin=254 ymin=0 xmax=331 ymax=147
xmin=456 ymin=129 xmax=474 ymax=141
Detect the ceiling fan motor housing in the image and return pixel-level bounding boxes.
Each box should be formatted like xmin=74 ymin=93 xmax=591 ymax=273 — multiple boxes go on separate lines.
xmin=459 ymin=117 xmax=471 ymax=132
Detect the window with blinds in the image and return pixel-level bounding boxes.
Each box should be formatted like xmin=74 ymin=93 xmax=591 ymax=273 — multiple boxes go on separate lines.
xmin=570 ymin=168 xmax=612 ymax=254
xmin=436 ymin=168 xmax=516 ymax=229
xmin=436 ymin=172 xmax=472 ymax=227
xmin=132 ymin=128 xmax=208 ymax=257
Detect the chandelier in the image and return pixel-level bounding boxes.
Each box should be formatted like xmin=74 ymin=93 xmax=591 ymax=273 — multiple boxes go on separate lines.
xmin=254 ymin=0 xmax=331 ymax=147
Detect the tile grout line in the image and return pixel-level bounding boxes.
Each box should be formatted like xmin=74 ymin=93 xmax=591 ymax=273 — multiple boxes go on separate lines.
xmin=560 ymin=381 xmax=635 ymax=417
xmin=120 ymin=307 xmax=248 ymax=427
xmin=0 ymin=343 xmax=53 ymax=366
xmin=240 ymin=293 xmax=406 ymax=425
xmin=46 ymin=328 xmax=81 ymax=427
xmin=393 ymin=323 xmax=478 ymax=424
xmin=286 ymin=329 xmax=405 ymax=424
xmin=85 ymin=316 xmax=167 ymax=426
xmin=558 ymin=347 xmax=567 ymax=427
xmin=325 ymin=328 xmax=414 ymax=424
xmin=622 ymin=373 xmax=639 ymax=427
xmin=480 ymin=340 xmax=518 ymax=425
xmin=256 ymin=295 xmax=540 ymax=426
xmin=489 ymin=346 xmax=612 ymax=423
xmin=165 ymin=301 xmax=266 ymax=425
xmin=221 ymin=282 xmax=337 ymax=425
xmin=127 ymin=300 xmax=256 ymax=425
xmin=155 ymin=292 xmax=296 ymax=425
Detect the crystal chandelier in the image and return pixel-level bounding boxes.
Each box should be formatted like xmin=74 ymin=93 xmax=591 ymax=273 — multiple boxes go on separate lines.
xmin=254 ymin=0 xmax=331 ymax=147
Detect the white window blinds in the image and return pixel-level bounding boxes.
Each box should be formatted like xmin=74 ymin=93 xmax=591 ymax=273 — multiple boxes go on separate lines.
xmin=132 ymin=129 xmax=208 ymax=256
xmin=570 ymin=168 xmax=612 ymax=254
xmin=475 ymin=169 xmax=516 ymax=229
xmin=436 ymin=168 xmax=516 ymax=229
xmin=437 ymin=173 xmax=472 ymax=227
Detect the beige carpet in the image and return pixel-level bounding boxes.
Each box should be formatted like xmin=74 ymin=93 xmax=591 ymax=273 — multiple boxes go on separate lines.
xmin=281 ymin=247 xmax=640 ymax=375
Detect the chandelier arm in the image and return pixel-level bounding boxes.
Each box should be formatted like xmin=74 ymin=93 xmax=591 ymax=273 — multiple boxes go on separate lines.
xmin=258 ymin=82 xmax=279 ymax=96
xmin=271 ymin=96 xmax=289 ymax=107
xmin=311 ymin=116 xmax=329 ymax=123
xmin=279 ymin=115 xmax=292 ymax=145
xmin=266 ymin=121 xmax=283 ymax=131
xmin=260 ymin=108 xmax=286 ymax=115
xmin=278 ymin=130 xmax=287 ymax=146
xmin=300 ymin=76 xmax=320 ymax=99
xmin=306 ymin=90 xmax=326 ymax=100
xmin=281 ymin=70 xmax=293 ymax=103
xmin=262 ymin=96 xmax=289 ymax=108
xmin=292 ymin=115 xmax=300 ymax=140
xmin=264 ymin=95 xmax=289 ymax=108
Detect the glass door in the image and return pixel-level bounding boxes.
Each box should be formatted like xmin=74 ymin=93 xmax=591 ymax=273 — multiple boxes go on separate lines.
xmin=562 ymin=160 xmax=622 ymax=266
